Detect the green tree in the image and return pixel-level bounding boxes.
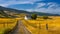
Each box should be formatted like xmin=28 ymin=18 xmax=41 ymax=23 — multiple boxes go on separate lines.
xmin=31 ymin=13 xmax=37 ymax=20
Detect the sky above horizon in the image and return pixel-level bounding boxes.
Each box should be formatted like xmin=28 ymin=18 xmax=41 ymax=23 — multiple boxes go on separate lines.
xmin=0 ymin=0 xmax=60 ymax=14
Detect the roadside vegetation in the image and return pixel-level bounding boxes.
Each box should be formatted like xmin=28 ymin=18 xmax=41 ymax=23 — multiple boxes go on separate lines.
xmin=0 ymin=18 xmax=17 ymax=34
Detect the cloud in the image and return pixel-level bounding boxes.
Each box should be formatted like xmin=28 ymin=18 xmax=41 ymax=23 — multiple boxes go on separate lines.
xmin=0 ymin=0 xmax=43 ymax=7
xmin=34 ymin=0 xmax=60 ymax=14
xmin=36 ymin=3 xmax=46 ymax=9
xmin=0 ymin=1 xmax=32 ymax=7
xmin=25 ymin=2 xmax=60 ymax=14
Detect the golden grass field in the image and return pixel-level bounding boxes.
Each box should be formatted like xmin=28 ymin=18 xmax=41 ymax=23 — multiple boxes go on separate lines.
xmin=22 ymin=16 xmax=60 ymax=34
xmin=0 ymin=16 xmax=60 ymax=34
xmin=0 ymin=18 xmax=18 ymax=34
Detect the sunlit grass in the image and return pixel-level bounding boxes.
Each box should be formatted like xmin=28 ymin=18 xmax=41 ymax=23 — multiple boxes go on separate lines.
xmin=22 ymin=16 xmax=60 ymax=34
xmin=0 ymin=18 xmax=17 ymax=34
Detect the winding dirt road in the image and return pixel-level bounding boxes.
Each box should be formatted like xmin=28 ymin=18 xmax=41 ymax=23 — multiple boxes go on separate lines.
xmin=9 ymin=20 xmax=31 ymax=34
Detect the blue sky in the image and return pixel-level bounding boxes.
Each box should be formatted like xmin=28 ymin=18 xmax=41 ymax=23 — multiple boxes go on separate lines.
xmin=0 ymin=0 xmax=60 ymax=14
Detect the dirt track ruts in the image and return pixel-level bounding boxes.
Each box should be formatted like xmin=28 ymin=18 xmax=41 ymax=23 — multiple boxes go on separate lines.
xmin=9 ymin=20 xmax=31 ymax=34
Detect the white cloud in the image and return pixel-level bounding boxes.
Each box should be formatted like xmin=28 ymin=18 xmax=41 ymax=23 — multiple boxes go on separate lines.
xmin=47 ymin=2 xmax=59 ymax=9
xmin=0 ymin=0 xmax=42 ymax=7
xmin=25 ymin=2 xmax=60 ymax=14
xmin=0 ymin=1 xmax=32 ymax=7
xmin=36 ymin=3 xmax=46 ymax=9
xmin=25 ymin=7 xmax=60 ymax=14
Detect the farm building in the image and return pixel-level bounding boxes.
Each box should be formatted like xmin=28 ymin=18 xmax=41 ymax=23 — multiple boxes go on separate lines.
xmin=24 ymin=15 xmax=31 ymax=20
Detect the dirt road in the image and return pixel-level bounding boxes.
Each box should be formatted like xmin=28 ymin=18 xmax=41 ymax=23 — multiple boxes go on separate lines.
xmin=9 ymin=20 xmax=31 ymax=34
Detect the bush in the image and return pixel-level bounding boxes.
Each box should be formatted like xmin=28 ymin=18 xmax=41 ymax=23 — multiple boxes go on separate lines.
xmin=43 ymin=16 xmax=49 ymax=19
xmin=31 ymin=13 xmax=37 ymax=20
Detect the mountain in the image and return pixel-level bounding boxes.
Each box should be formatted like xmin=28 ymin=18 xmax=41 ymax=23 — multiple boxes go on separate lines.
xmin=0 ymin=6 xmax=59 ymax=17
xmin=30 ymin=12 xmax=60 ymax=16
xmin=0 ymin=6 xmax=29 ymax=18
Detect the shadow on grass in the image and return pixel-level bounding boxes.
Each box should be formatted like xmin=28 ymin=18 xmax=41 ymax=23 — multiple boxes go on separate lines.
xmin=48 ymin=29 xmax=60 ymax=34
xmin=3 ymin=28 xmax=12 ymax=34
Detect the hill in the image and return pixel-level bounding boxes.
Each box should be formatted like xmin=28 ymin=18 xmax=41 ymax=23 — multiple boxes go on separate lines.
xmin=0 ymin=6 xmax=59 ymax=17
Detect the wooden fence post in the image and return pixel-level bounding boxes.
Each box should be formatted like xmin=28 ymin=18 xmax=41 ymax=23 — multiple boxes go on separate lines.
xmin=46 ymin=23 xmax=48 ymax=30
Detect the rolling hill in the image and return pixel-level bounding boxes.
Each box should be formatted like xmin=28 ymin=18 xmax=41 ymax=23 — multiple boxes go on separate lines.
xmin=0 ymin=6 xmax=59 ymax=17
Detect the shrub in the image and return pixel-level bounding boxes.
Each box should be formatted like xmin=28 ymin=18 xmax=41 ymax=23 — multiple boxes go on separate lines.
xmin=43 ymin=16 xmax=49 ymax=19
xmin=31 ymin=13 xmax=37 ymax=20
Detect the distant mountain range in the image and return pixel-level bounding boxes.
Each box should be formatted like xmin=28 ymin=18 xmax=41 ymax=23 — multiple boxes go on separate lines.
xmin=0 ymin=6 xmax=59 ymax=18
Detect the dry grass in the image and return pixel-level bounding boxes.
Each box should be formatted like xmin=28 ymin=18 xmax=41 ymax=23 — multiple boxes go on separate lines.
xmin=0 ymin=16 xmax=60 ymax=34
xmin=0 ymin=18 xmax=17 ymax=34
xmin=22 ymin=16 xmax=60 ymax=34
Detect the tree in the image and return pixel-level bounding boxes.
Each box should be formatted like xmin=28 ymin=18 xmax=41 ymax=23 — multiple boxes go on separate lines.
xmin=31 ymin=13 xmax=37 ymax=20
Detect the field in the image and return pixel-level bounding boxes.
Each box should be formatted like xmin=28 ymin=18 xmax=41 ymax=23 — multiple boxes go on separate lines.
xmin=0 ymin=16 xmax=60 ymax=34
xmin=0 ymin=18 xmax=17 ymax=34
xmin=22 ymin=16 xmax=60 ymax=34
